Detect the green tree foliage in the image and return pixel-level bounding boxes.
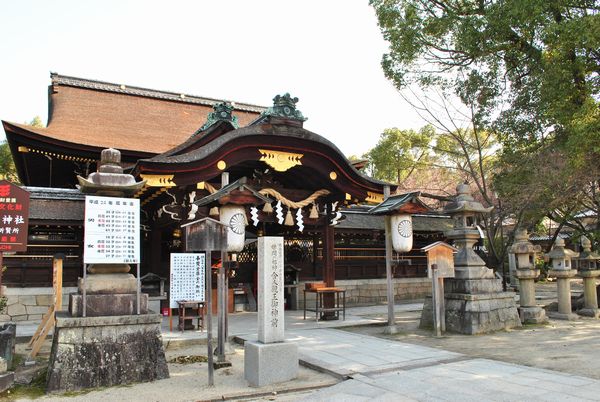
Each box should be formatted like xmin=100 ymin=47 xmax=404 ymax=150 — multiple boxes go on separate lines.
xmin=365 ymin=126 xmax=434 ymax=184
xmin=0 ymin=141 xmax=18 ymax=182
xmin=0 ymin=116 xmax=44 ymax=183
xmin=370 ymin=0 xmax=599 ymax=154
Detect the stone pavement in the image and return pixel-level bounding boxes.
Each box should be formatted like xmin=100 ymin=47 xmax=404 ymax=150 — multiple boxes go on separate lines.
xmin=299 ymin=357 xmax=600 ymax=401
xmin=240 ymin=328 xmax=600 ymax=401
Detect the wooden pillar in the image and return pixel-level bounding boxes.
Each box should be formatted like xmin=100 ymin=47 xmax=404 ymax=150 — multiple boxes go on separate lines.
xmin=322 ymin=208 xmax=336 ymax=319
xmin=150 ymin=227 xmax=161 ymax=274
xmin=323 ymin=223 xmax=335 ymax=287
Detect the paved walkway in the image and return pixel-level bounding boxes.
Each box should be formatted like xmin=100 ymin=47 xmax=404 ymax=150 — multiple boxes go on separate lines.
xmin=238 ymin=326 xmax=600 ymax=401
xmin=300 ymin=357 xmax=600 ymax=401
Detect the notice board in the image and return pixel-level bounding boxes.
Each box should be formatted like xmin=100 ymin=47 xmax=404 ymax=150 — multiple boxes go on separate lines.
xmin=84 ymin=195 xmax=140 ymax=264
xmin=169 ymin=253 xmax=205 ymax=308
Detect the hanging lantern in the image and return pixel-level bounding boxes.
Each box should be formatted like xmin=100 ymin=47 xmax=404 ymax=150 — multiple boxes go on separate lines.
xmin=309 ymin=203 xmax=319 ymax=219
xmin=391 ymin=214 xmax=413 ymax=252
xmin=263 ymin=202 xmax=273 ymax=213
xmin=284 ymin=209 xmax=294 ymax=226
xmin=220 ymin=205 xmax=246 ymax=252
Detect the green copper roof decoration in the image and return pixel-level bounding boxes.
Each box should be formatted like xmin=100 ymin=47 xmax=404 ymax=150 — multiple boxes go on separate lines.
xmin=199 ymin=101 xmax=239 ymax=131
xmin=260 ymin=93 xmax=307 ymax=122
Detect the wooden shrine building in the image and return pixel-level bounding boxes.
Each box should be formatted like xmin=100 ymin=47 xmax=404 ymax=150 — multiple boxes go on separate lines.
xmin=1 ymin=74 xmax=450 ymax=319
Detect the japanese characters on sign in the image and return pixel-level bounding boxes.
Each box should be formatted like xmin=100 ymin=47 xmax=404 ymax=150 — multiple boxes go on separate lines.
xmin=257 ymin=236 xmax=284 ymax=344
xmin=169 ymin=253 xmax=205 ymax=308
xmin=0 ymin=181 xmax=30 ymax=252
xmin=83 ymin=195 xmax=140 ymax=264
xmin=269 ymin=242 xmax=282 ymax=328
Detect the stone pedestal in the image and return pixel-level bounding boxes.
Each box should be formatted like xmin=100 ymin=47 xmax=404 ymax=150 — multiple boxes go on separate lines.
xmin=244 ymin=341 xmax=298 ymax=387
xmin=577 ymin=270 xmax=600 ymax=318
xmin=548 ymin=269 xmax=578 ymax=320
xmin=515 ymin=269 xmax=547 ymax=324
xmin=69 ymin=293 xmax=148 ymax=317
xmin=47 ymin=312 xmax=168 ymax=393
xmin=421 ymin=287 xmax=521 ymax=334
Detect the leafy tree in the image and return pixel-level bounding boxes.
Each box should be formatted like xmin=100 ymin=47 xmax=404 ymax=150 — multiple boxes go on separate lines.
xmin=365 ymin=126 xmax=435 ymax=184
xmin=370 ymin=0 xmax=599 ymax=154
xmin=0 ymin=141 xmax=18 ymax=182
xmin=0 ymin=116 xmax=44 ymax=182
xmin=28 ymin=116 xmax=44 ymax=128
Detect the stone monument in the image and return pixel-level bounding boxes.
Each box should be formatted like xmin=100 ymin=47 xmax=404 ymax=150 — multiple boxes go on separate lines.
xmin=547 ymin=238 xmax=579 ymax=320
xmin=421 ymin=184 xmax=521 ymax=334
xmin=47 ymin=149 xmax=169 ymax=392
xmin=244 ymin=236 xmax=298 ymax=387
xmin=0 ymin=323 xmax=15 ymax=392
xmin=576 ymin=236 xmax=600 ymax=318
xmin=510 ymin=229 xmax=547 ymax=324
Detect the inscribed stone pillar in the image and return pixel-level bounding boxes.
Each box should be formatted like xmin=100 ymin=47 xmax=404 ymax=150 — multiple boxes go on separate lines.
xmin=246 ymin=236 xmax=297 ymax=387
xmin=257 ymin=236 xmax=284 ymax=343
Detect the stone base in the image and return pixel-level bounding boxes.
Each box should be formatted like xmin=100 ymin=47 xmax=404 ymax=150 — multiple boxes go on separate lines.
xmin=47 ymin=312 xmax=169 ymax=393
xmin=519 ymin=306 xmax=548 ymax=324
xmin=69 ymin=293 xmax=148 ymax=317
xmin=244 ymin=341 xmax=298 ymax=387
xmin=577 ymin=308 xmax=600 ymax=318
xmin=0 ymin=372 xmax=14 ymax=393
xmin=420 ymin=291 xmax=521 ymax=335
xmin=78 ymin=273 xmax=137 ymax=294
xmin=445 ymin=277 xmax=503 ymax=294
xmin=548 ymin=311 xmax=579 ymax=321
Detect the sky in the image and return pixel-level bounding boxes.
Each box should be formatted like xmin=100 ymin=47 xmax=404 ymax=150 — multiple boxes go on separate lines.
xmin=0 ymin=0 xmax=426 ymax=157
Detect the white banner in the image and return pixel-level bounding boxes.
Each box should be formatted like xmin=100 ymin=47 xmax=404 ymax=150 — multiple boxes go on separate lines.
xmin=169 ymin=253 xmax=206 ymax=308
xmin=84 ymin=196 xmax=140 ymax=264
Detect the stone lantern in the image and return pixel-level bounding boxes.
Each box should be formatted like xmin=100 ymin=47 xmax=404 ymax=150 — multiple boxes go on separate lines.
xmin=509 ymin=229 xmax=547 ymax=324
xmin=444 ymin=183 xmax=494 ymax=280
xmin=420 ymin=183 xmax=521 ymax=334
xmin=547 ymin=238 xmax=579 ymax=320
xmin=576 ymin=236 xmax=600 ymax=318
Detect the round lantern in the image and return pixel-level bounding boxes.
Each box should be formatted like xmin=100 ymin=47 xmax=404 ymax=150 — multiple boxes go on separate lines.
xmin=220 ymin=205 xmax=246 ymax=252
xmin=391 ymin=214 xmax=413 ymax=252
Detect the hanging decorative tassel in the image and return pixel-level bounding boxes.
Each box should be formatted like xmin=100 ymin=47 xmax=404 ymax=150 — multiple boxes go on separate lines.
xmin=209 ymin=206 xmax=219 ymax=217
xmin=263 ymin=202 xmax=273 ymax=213
xmin=284 ymin=209 xmax=294 ymax=226
xmin=309 ymin=203 xmax=319 ymax=219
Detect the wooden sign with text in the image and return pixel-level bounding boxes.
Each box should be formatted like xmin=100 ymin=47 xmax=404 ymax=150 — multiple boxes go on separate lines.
xmin=0 ymin=181 xmax=30 ymax=252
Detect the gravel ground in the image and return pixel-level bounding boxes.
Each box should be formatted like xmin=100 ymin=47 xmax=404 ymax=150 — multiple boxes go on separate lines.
xmin=11 ymin=343 xmax=338 ymax=402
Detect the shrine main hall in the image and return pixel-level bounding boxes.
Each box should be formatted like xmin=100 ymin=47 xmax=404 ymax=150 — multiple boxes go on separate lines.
xmin=0 ymin=73 xmax=450 ymax=320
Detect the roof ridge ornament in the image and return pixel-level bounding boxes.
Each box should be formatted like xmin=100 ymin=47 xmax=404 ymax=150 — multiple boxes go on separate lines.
xmin=260 ymin=93 xmax=307 ymax=122
xmin=198 ymin=101 xmax=239 ymax=132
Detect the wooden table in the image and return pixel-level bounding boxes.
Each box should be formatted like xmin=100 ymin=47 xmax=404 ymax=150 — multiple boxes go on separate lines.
xmin=303 ymin=287 xmax=346 ymax=322
xmin=177 ymin=300 xmax=205 ymax=332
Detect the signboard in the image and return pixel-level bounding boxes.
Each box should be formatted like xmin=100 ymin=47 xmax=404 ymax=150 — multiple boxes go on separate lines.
xmin=169 ymin=253 xmax=205 ymax=308
xmin=423 ymin=242 xmax=457 ymax=279
xmin=0 ymin=181 xmax=30 ymax=252
xmin=84 ymin=195 xmax=140 ymax=264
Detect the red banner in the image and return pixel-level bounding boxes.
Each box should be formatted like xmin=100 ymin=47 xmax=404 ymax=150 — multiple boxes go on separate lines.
xmin=0 ymin=181 xmax=29 ymax=252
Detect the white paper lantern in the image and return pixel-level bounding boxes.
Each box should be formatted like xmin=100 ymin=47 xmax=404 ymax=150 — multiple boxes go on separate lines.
xmin=220 ymin=205 xmax=246 ymax=252
xmin=391 ymin=214 xmax=413 ymax=252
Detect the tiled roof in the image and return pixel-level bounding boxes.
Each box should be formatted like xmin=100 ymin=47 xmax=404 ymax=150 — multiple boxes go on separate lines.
xmin=50 ymin=73 xmax=266 ymax=113
xmin=3 ymin=74 xmax=266 ymax=155
xmin=338 ymin=211 xmax=452 ymax=232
